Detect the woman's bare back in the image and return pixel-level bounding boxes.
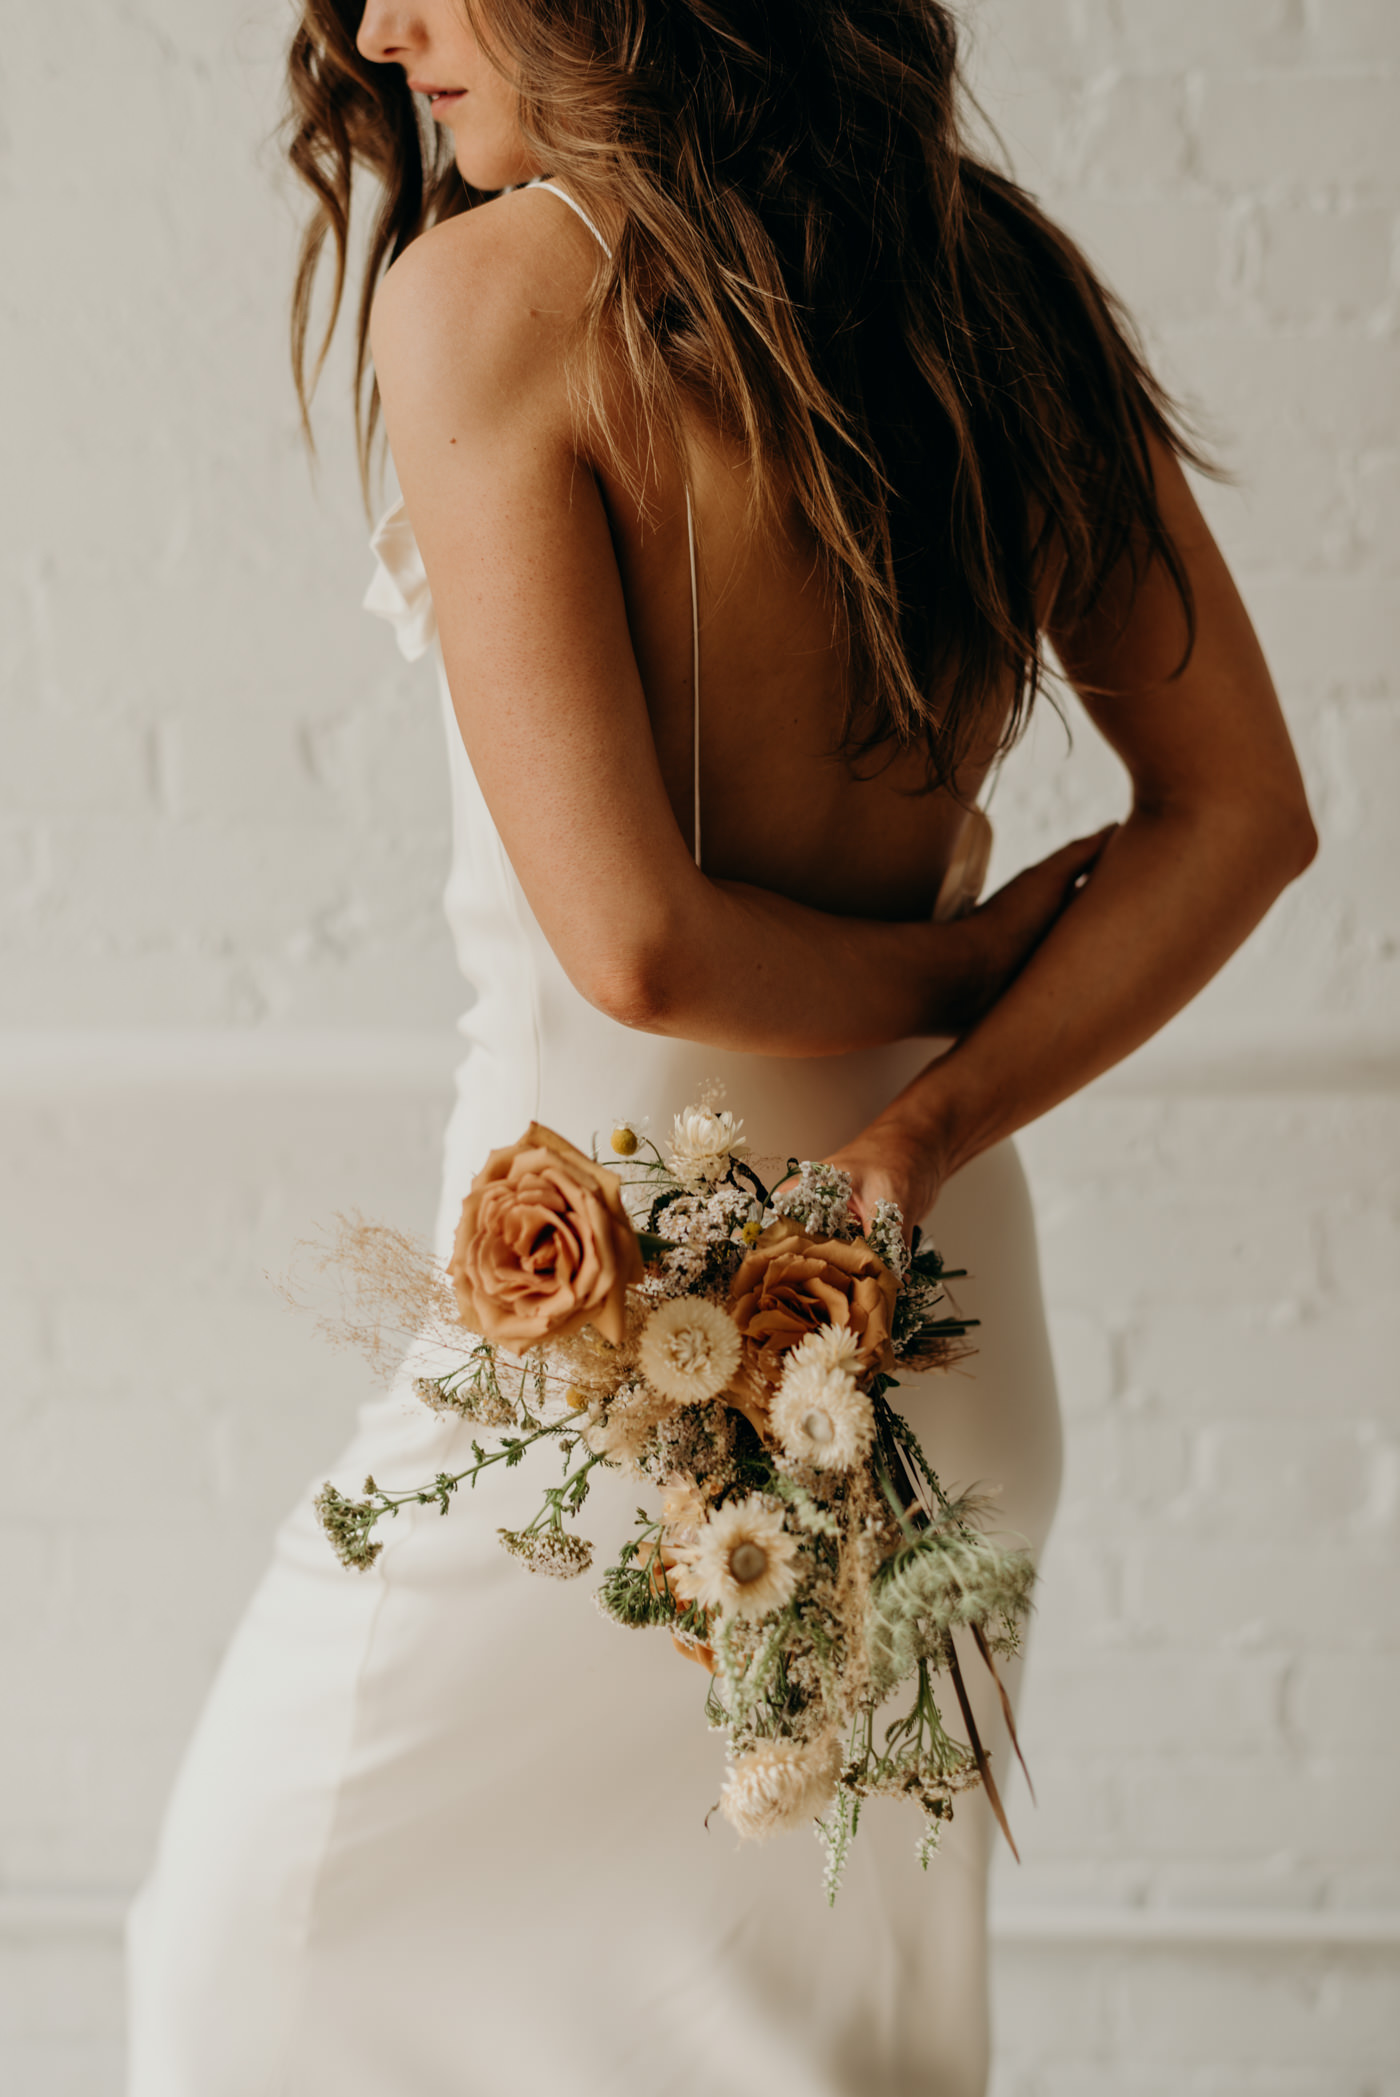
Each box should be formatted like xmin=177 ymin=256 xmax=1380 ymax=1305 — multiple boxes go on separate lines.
xmin=600 ymin=401 xmax=1001 ymax=923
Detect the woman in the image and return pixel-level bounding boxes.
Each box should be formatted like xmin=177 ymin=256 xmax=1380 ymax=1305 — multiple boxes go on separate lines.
xmin=127 ymin=3 xmax=1316 ymax=2092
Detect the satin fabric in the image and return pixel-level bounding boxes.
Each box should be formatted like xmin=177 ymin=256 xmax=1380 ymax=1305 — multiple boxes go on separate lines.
xmin=126 ymin=499 xmax=1062 ymax=2097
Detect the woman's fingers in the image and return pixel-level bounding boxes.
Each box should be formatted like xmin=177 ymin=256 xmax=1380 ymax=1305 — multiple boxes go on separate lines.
xmin=1056 ymin=822 xmax=1119 ymax=891
xmin=819 ymin=1131 xmax=945 ymax=1244
xmin=984 ymin=823 xmax=1118 ymax=935
xmin=1014 ymin=823 xmax=1118 ymax=903
xmin=945 ymin=823 xmax=1118 ymax=1029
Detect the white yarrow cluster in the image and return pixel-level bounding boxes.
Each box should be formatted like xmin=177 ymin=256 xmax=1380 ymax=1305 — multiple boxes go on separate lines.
xmin=668 ymin=1105 xmax=748 ymax=1187
xmin=719 ymin=1735 xmax=841 ymax=1841
xmin=864 ymin=1199 xmax=910 ymax=1278
xmin=497 ymin=1527 xmax=594 ymax=1578
xmin=668 ymin=1494 xmax=800 ymax=1619
xmin=638 ymin=1298 xmax=742 ymax=1403
xmin=660 ymin=1184 xmax=757 ymax=1246
xmin=770 ymin=1159 xmax=857 ymax=1239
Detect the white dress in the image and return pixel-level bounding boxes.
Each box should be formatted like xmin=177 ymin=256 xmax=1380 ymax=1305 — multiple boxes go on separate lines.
xmin=126 ymin=191 xmax=1063 ymax=2097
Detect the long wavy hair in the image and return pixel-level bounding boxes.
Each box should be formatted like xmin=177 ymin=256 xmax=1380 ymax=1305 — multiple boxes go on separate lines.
xmin=287 ymin=0 xmax=1208 ymax=791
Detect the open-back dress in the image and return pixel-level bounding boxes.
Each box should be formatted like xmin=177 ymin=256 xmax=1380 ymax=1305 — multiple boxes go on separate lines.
xmin=126 ymin=183 xmax=1063 ymax=2097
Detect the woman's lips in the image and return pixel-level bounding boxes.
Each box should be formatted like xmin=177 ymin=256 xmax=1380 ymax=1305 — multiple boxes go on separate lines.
xmin=409 ymin=82 xmax=466 ymax=112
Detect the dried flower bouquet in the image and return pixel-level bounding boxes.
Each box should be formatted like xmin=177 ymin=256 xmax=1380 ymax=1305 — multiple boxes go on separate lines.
xmin=312 ymin=1102 xmax=1035 ymax=1900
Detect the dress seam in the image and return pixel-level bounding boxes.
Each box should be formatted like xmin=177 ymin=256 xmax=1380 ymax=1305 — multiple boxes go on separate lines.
xmin=268 ymin=1508 xmax=413 ymax=2094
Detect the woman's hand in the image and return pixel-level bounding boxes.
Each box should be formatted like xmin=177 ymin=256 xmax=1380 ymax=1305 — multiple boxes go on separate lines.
xmin=837 ymin=435 xmax=1318 ymax=1195
xmin=940 ymin=823 xmax=1117 ymax=1032
xmin=778 ymin=826 xmax=1115 ymax=1239
xmin=818 ymin=1119 xmax=950 ymax=1246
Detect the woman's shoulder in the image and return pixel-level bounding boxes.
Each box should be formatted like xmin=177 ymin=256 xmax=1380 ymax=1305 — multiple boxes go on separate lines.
xmin=369 ymin=187 xmax=600 ymax=416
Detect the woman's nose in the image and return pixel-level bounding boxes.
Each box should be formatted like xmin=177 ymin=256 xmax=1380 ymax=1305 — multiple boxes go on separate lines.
xmin=355 ymin=1 xmax=418 ymax=64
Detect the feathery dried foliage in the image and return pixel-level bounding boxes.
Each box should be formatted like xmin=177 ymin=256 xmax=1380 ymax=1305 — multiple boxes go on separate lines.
xmin=279 ymin=1211 xmax=461 ymax=1380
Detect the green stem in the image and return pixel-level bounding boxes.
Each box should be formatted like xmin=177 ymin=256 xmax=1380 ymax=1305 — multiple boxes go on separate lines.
xmin=872 ymin=1388 xmax=956 ymax=1519
xmin=523 ymin=1451 xmax=605 ymax=1537
xmin=636 ymin=1229 xmax=680 ymax=1259
xmin=872 ymin=1451 xmax=921 ymax=1547
xmin=365 ymin=1418 xmax=570 ymax=1522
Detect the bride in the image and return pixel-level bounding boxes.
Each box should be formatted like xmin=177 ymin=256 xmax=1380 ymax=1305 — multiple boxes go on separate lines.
xmin=126 ymin=3 xmax=1316 ymax=2092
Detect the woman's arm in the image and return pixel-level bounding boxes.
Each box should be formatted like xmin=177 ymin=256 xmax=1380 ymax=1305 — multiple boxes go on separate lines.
xmin=828 ymin=437 xmax=1318 ymax=1226
xmin=369 ymin=194 xmax=1095 ymax=1056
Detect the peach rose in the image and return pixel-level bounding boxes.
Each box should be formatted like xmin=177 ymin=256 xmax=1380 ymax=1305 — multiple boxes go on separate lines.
xmin=449 ymin=1123 xmax=643 ymax=1349
xmin=727 ymin=1219 xmax=897 ymax=1383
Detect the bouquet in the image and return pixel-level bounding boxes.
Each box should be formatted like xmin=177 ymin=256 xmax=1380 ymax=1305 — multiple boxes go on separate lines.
xmin=311 ymin=1101 xmax=1034 ymax=1901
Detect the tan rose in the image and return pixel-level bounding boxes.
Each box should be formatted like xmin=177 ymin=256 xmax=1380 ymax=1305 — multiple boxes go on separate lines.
xmin=727 ymin=1220 xmax=897 ymax=1384
xmin=449 ymin=1123 xmax=643 ymax=1349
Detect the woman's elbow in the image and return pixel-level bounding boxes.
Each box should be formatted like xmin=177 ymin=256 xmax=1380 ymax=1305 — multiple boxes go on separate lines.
xmin=1169 ymin=777 xmax=1319 ymax=889
xmin=1234 ymin=786 xmax=1319 ymax=908
xmin=1274 ymin=788 xmax=1320 ymax=884
xmin=574 ymin=940 xmax=692 ymax=1036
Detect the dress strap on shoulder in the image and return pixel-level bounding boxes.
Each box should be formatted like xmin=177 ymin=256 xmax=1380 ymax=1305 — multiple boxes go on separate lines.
xmin=524 ymin=177 xmax=613 ymax=259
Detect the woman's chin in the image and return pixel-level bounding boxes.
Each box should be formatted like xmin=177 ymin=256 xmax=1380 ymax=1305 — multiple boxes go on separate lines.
xmin=451 ymin=132 xmax=543 ymax=194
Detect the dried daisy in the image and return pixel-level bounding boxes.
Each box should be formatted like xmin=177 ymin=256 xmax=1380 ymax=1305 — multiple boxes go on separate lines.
xmin=788 ymin=1323 xmax=865 ymax=1377
xmin=771 ymin=1357 xmax=874 ymax=1472
xmin=669 ymin=1494 xmax=801 ymax=1620
xmin=718 ymin=1734 xmax=841 ymax=1841
xmin=637 ymin=1297 xmax=742 ymax=1404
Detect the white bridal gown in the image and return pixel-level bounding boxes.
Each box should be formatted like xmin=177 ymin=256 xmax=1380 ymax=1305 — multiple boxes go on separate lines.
xmin=127 ymin=187 xmax=1062 ymax=2097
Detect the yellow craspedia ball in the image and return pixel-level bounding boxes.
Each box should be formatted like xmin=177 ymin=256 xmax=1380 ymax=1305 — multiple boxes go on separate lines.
xmin=610 ymin=1125 xmax=639 ymax=1156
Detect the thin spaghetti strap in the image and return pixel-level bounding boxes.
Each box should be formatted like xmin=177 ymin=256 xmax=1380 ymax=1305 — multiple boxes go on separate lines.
xmin=523 ymin=177 xmax=613 ymax=258
xmin=685 ymin=487 xmax=702 ymax=870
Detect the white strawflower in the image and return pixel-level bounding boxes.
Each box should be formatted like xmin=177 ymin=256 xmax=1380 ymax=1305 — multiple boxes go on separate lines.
xmin=669 ymin=1494 xmax=800 ymax=1619
xmin=788 ymin=1323 xmax=865 ymax=1378
xmin=771 ymin=1356 xmax=874 ymax=1472
xmin=669 ymin=1105 xmax=748 ymax=1187
xmin=638 ymin=1298 xmax=742 ymax=1404
xmin=718 ymin=1735 xmax=841 ymax=1841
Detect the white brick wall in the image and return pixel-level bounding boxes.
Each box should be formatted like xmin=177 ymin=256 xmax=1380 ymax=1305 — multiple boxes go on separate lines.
xmin=5 ymin=2 xmax=1397 ymax=2090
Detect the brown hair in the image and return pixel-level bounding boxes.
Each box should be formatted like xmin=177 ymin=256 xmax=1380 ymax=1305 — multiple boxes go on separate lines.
xmin=287 ymin=0 xmax=1209 ymax=791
